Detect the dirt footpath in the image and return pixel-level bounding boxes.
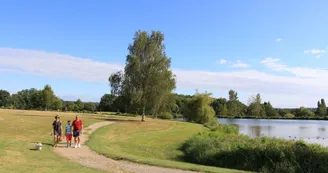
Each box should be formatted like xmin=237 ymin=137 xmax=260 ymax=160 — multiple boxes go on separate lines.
xmin=54 ymin=121 xmax=196 ymax=173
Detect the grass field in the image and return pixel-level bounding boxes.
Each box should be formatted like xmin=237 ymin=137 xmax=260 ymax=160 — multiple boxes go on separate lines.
xmin=87 ymin=117 xmax=250 ymax=173
xmin=0 ymin=109 xmax=106 ymax=173
xmin=0 ymin=109 xmax=249 ymax=173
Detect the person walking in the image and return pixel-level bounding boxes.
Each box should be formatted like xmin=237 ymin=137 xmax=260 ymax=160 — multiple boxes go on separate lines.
xmin=65 ymin=120 xmax=73 ymax=148
xmin=52 ymin=115 xmax=62 ymax=147
xmin=72 ymin=115 xmax=83 ymax=148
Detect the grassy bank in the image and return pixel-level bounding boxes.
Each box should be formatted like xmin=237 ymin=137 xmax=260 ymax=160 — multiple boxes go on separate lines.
xmin=182 ymin=131 xmax=328 ymax=173
xmin=87 ymin=117 xmax=250 ymax=173
xmin=0 ymin=109 xmax=106 ymax=173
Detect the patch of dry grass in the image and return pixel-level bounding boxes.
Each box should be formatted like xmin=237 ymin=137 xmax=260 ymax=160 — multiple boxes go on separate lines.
xmin=0 ymin=109 xmax=106 ymax=173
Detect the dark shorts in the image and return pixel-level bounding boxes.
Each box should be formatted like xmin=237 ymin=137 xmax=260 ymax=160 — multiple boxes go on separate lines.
xmin=73 ymin=130 xmax=80 ymax=137
xmin=54 ymin=130 xmax=61 ymax=136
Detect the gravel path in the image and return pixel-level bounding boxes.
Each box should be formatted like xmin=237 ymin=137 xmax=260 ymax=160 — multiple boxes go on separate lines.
xmin=54 ymin=121 xmax=196 ymax=173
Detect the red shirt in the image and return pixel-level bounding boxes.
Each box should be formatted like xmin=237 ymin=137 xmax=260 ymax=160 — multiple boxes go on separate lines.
xmin=73 ymin=120 xmax=83 ymax=130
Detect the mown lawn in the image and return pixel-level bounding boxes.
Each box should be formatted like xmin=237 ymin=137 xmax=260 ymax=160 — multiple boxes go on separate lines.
xmin=0 ymin=109 xmax=106 ymax=173
xmin=87 ymin=116 xmax=251 ymax=173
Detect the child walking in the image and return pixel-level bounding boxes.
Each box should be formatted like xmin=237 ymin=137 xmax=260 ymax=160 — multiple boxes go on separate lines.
xmin=65 ymin=120 xmax=73 ymax=148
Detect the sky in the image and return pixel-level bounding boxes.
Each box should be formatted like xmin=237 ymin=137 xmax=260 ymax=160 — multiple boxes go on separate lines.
xmin=1 ymin=0 xmax=328 ymax=108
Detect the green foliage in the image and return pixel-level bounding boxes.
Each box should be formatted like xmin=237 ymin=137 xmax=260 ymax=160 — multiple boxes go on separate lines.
xmin=263 ymin=102 xmax=278 ymax=117
xmin=182 ymin=132 xmax=328 ymax=173
xmin=247 ymin=93 xmax=263 ymax=116
xmin=278 ymin=109 xmax=289 ymax=117
xmin=317 ymin=99 xmax=327 ymax=116
xmin=204 ymin=120 xmax=238 ymax=134
xmin=66 ymin=102 xmax=76 ymax=111
xmin=42 ymin=85 xmax=55 ymax=111
xmin=297 ymin=106 xmax=315 ymax=118
xmin=84 ymin=102 xmax=97 ymax=112
xmin=284 ymin=113 xmax=296 ymax=118
xmin=108 ymin=71 xmax=124 ymax=96
xmin=228 ymin=90 xmax=238 ymax=101
xmin=217 ymin=124 xmax=239 ymax=134
xmin=226 ymin=90 xmax=247 ymax=117
xmin=0 ymin=90 xmax=11 ymax=107
xmin=227 ymin=100 xmax=247 ymax=117
xmin=184 ymin=92 xmax=216 ymax=124
xmin=173 ymin=113 xmax=183 ymax=119
xmin=172 ymin=94 xmax=193 ymax=115
xmin=52 ymin=97 xmax=63 ymax=110
xmin=98 ymin=94 xmax=116 ymax=112
xmin=75 ymin=99 xmax=84 ymax=111
xmin=158 ymin=112 xmax=173 ymax=119
xmin=108 ymin=30 xmax=176 ymax=121
xmin=9 ymin=88 xmax=43 ymax=110
xmin=211 ymin=98 xmax=228 ymax=116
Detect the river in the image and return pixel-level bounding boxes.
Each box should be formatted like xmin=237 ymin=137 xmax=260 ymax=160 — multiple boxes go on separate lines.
xmin=218 ymin=118 xmax=328 ymax=146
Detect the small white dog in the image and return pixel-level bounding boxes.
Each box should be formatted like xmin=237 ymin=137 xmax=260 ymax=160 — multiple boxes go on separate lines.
xmin=35 ymin=142 xmax=42 ymax=151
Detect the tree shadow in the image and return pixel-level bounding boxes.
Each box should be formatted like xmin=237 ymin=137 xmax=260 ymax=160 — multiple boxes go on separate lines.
xmin=102 ymin=118 xmax=141 ymax=123
xmin=11 ymin=113 xmax=54 ymax=118
xmin=89 ymin=116 xmax=140 ymax=123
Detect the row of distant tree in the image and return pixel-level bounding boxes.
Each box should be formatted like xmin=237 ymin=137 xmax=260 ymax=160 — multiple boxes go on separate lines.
xmin=0 ymin=85 xmax=326 ymax=119
xmin=0 ymin=86 xmax=98 ymax=112
xmin=100 ymin=89 xmax=326 ymax=119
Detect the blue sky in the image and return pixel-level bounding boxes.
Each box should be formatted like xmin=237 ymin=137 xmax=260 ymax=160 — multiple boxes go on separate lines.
xmin=1 ymin=0 xmax=328 ymax=107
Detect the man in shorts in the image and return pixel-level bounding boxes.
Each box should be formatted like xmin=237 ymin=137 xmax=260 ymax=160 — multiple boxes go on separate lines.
xmin=52 ymin=115 xmax=62 ymax=147
xmin=72 ymin=115 xmax=83 ymax=148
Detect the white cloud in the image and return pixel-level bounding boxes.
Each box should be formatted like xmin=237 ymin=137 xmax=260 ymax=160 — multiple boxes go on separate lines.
xmin=0 ymin=48 xmax=123 ymax=83
xmin=260 ymin=57 xmax=328 ymax=79
xmin=231 ymin=60 xmax=250 ymax=68
xmin=217 ymin=59 xmax=228 ymax=65
xmin=276 ymin=38 xmax=282 ymax=42
xmin=316 ymin=55 xmax=321 ymax=59
xmin=2 ymin=48 xmax=328 ymax=108
xmin=304 ymin=49 xmax=326 ymax=54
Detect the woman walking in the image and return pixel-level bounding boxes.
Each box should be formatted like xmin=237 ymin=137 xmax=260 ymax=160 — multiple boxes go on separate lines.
xmin=52 ymin=115 xmax=62 ymax=147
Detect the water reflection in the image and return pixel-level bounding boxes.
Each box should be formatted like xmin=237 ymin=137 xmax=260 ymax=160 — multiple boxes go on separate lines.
xmin=218 ymin=118 xmax=328 ymax=146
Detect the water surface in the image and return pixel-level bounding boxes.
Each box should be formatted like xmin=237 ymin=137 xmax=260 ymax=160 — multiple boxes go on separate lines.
xmin=218 ymin=118 xmax=328 ymax=146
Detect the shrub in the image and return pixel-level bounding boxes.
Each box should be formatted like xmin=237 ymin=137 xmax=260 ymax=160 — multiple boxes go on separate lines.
xmin=158 ymin=112 xmax=173 ymax=119
xmin=173 ymin=113 xmax=183 ymax=119
xmin=183 ymin=92 xmax=216 ymax=124
xmin=204 ymin=121 xmax=238 ymax=134
xmin=182 ymin=132 xmax=328 ymax=173
xmin=217 ymin=124 xmax=239 ymax=134
xmin=284 ymin=113 xmax=295 ymax=119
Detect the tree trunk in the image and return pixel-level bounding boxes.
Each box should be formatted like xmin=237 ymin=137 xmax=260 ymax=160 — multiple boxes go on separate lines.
xmin=141 ymin=105 xmax=146 ymax=122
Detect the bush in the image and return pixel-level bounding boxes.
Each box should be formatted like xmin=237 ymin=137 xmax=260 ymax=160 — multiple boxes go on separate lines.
xmin=284 ymin=113 xmax=295 ymax=119
xmin=217 ymin=124 xmax=239 ymax=134
xmin=173 ymin=113 xmax=183 ymax=119
xmin=182 ymin=132 xmax=328 ymax=173
xmin=203 ymin=121 xmax=238 ymax=134
xmin=158 ymin=112 xmax=173 ymax=119
xmin=183 ymin=92 xmax=216 ymax=124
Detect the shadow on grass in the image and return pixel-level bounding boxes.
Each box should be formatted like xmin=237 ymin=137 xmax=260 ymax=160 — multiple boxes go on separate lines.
xmin=89 ymin=116 xmax=141 ymax=123
xmin=41 ymin=142 xmax=54 ymax=146
xmin=11 ymin=113 xmax=55 ymax=118
xmin=103 ymin=118 xmax=141 ymax=123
